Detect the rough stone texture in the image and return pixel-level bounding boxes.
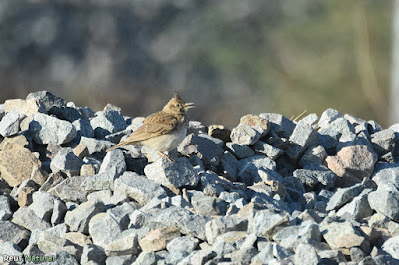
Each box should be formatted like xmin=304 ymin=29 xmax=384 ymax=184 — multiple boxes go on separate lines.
xmin=294 ymin=243 xmax=320 ymax=265
xmin=221 ymin=151 xmax=239 ymax=182
xmin=286 ymin=120 xmax=318 ymax=161
xmin=326 ymin=183 xmax=364 ymax=211
xmin=166 ymin=236 xmax=199 ymax=253
xmin=49 ymin=106 xmax=82 ymax=122
xmin=26 ymin=91 xmax=66 ymax=111
xmin=114 ymin=171 xmax=167 ymax=206
xmin=318 ymin=108 xmax=343 ymax=128
xmin=144 ymin=157 xmax=199 ymax=189
xmin=29 ymin=113 xmax=77 ymax=145
xmin=368 ymin=188 xmax=399 ymax=221
xmin=11 ymin=207 xmax=51 ymax=231
xmin=0 ymin=146 xmax=41 ymax=187
xmin=99 ymin=148 xmax=126 ymax=176
xmin=178 ymin=134 xmax=224 ymax=166
xmin=299 ymin=145 xmax=328 ymax=167
xmin=205 ymin=215 xmax=248 ymax=244
xmin=50 ymin=147 xmax=83 ymax=177
xmin=0 ymin=195 xmax=12 ymax=221
xmin=230 ymin=123 xmax=261 ymax=145
xmin=139 ymin=227 xmax=181 ymax=252
xmin=4 ymin=98 xmax=46 ymax=116
xmin=208 ymin=125 xmax=231 ymax=143
xmin=79 ymin=136 xmax=114 ymax=156
xmin=320 ymin=221 xmax=361 ymax=250
xmin=0 ymin=111 xmax=25 ymax=137
xmin=73 ymin=143 xmax=90 ymax=159
xmin=80 ymin=167 xmax=118 ymax=192
xmin=105 ymin=230 xmax=139 ymax=256
xmin=325 ymin=145 xmax=378 ymax=187
xmin=237 ymin=155 xmax=278 ymax=185
xmin=65 ymin=200 xmax=107 ymax=233
xmin=249 ymin=209 xmax=290 ymax=240
xmin=259 ymin=113 xmax=296 ymax=138
xmin=253 ymin=140 xmax=284 ymax=160
xmin=371 ymin=129 xmax=396 ymax=156
xmin=90 ymin=110 xmax=126 ymax=139
xmin=336 ymin=192 xmax=373 ymax=221
xmin=88 ymin=212 xmax=122 ymax=248
xmin=28 ymin=191 xmax=56 ymax=223
xmin=382 ymin=235 xmax=399 ymax=259
xmin=293 ymin=168 xmax=336 ymax=191
xmin=226 ymin=142 xmax=255 ymax=158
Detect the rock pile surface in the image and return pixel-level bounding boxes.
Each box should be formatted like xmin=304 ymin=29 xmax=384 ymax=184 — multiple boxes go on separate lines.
xmin=0 ymin=91 xmax=399 ymax=264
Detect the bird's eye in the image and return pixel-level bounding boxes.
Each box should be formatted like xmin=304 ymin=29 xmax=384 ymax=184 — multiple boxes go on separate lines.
xmin=175 ymin=103 xmax=180 ymax=107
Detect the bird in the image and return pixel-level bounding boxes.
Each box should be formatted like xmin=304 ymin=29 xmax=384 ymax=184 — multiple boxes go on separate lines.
xmin=106 ymin=92 xmax=194 ymax=161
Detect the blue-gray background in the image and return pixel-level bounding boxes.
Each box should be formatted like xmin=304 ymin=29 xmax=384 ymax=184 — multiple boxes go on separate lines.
xmin=0 ymin=1 xmax=392 ymax=128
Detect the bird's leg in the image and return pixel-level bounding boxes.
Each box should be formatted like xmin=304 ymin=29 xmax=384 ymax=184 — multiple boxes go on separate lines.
xmin=157 ymin=151 xmax=175 ymax=162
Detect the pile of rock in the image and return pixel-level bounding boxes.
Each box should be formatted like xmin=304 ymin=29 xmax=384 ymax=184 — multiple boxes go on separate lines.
xmin=0 ymin=91 xmax=399 ymax=265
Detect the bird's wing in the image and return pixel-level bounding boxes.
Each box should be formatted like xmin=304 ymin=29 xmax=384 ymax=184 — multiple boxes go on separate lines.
xmin=122 ymin=112 xmax=178 ymax=143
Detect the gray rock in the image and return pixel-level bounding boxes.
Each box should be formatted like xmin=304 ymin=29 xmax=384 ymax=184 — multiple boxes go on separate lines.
xmin=148 ymin=206 xmax=210 ymax=241
xmin=221 ymin=151 xmax=239 ymax=182
xmin=317 ymin=128 xmax=339 ymax=153
xmin=299 ymin=145 xmax=328 ymax=168
xmin=230 ymin=123 xmax=261 ymax=145
xmin=0 ymin=242 xmax=22 ymax=263
xmin=381 ymin=235 xmax=399 ymax=259
xmin=368 ymin=189 xmax=399 ymax=221
xmin=78 ymin=106 xmax=95 ymax=119
xmin=178 ymin=134 xmax=224 ymax=166
xmin=177 ymin=250 xmax=217 ymax=265
xmin=259 ymin=113 xmax=296 ymax=138
xmin=80 ymin=167 xmax=118 ymax=192
xmin=48 ymin=175 xmax=88 ymax=203
xmin=211 ymin=230 xmax=247 ymax=257
xmin=107 ymin=202 xmax=137 ymax=231
xmin=26 ymin=91 xmax=66 ymax=111
xmin=0 ymin=111 xmax=25 ymax=137
xmin=79 ymin=136 xmax=114 ymax=156
xmin=294 ymin=243 xmax=320 ymax=265
xmin=114 ymin=171 xmax=167 ymax=206
xmin=49 ymin=250 xmax=79 ymax=265
xmin=299 ymin=192 xmax=317 ymax=210
xmin=371 ymin=129 xmax=396 ymax=155
xmin=64 ymin=200 xmax=107 ymax=233
xmin=191 ymin=193 xmax=222 ymax=216
xmin=166 ymin=236 xmax=200 ymax=253
xmin=0 ymin=195 xmax=12 ymax=221
xmin=273 ymin=221 xmax=321 ymax=250
xmin=49 ymin=106 xmax=82 ymax=122
xmin=12 ymin=207 xmax=50 ymax=231
xmin=286 ymin=120 xmax=318 ymax=161
xmin=90 ymin=110 xmax=126 ymax=139
xmin=368 ymin=120 xmax=383 ymax=134
xmin=36 ymin=230 xmax=69 ymax=253
xmin=238 ymin=155 xmax=277 ymax=185
xmin=106 ymin=255 xmax=136 ymax=265
xmin=0 ymin=104 xmax=5 ymax=120
xmin=99 ymin=149 xmax=126 ymax=176
xmin=231 ymin=247 xmax=259 ymax=264
xmin=144 ymin=157 xmax=198 ymax=189
xmin=328 ymin=117 xmax=356 ymax=137
xmin=326 ymin=183 xmax=364 ymax=211
xmin=372 ymin=163 xmax=399 ymax=190
xmin=251 ymin=242 xmax=274 ymax=264
xmin=72 ymin=118 xmax=94 ymax=142
xmin=205 ymin=215 xmax=248 ymax=244
xmin=318 ymin=108 xmax=343 ymax=128
xmin=253 ymin=140 xmax=284 ymax=160
xmin=50 ymin=147 xmax=83 ymax=177
xmin=226 ymin=142 xmax=255 ymax=158
xmin=51 ymin=199 xmax=68 ymax=226
xmin=0 ymin=221 xmax=29 ymax=244
xmin=105 ymin=230 xmax=139 ymax=256
xmin=301 ymin=113 xmax=319 ymax=128
xmin=28 ymin=191 xmax=56 ymax=223
xmin=319 ymin=221 xmax=360 ymax=250
xmin=81 ymin=244 xmax=107 ymax=265
xmin=350 ymin=247 xmax=365 ymax=263
xmin=249 ymin=209 xmax=290 ymax=239
xmin=29 ymin=113 xmax=76 ymax=145
xmin=293 ymin=167 xmax=336 ymax=191
xmin=336 ymin=192 xmax=373 ymax=221
xmin=133 ymin=252 xmax=158 ymax=265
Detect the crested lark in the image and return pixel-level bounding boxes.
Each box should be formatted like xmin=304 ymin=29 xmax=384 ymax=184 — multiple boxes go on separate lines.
xmin=106 ymin=92 xmax=194 ymax=160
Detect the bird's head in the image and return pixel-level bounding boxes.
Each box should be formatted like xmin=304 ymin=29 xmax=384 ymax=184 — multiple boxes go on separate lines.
xmin=163 ymin=92 xmax=194 ymax=115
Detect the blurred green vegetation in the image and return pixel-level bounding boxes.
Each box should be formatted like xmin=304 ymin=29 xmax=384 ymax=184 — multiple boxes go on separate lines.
xmin=0 ymin=0 xmax=393 ymax=128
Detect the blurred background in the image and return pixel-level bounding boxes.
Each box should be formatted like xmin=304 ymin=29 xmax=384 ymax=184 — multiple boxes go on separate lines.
xmin=0 ymin=0 xmax=395 ymax=128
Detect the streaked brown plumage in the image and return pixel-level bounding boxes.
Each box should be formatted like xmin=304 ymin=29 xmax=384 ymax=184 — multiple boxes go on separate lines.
xmin=106 ymin=92 xmax=194 ymax=157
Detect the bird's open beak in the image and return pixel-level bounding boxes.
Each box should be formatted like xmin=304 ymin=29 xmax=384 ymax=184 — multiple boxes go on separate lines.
xmin=184 ymin=102 xmax=195 ymax=109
